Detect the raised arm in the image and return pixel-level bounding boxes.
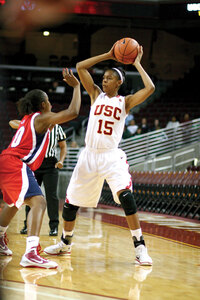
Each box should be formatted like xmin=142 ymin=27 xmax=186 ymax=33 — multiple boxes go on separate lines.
xmin=61 ymin=68 xmax=81 ymax=119
xmin=35 ymin=69 xmax=81 ymax=133
xmin=76 ymin=46 xmax=116 ymax=104
xmin=125 ymin=46 xmax=155 ymax=113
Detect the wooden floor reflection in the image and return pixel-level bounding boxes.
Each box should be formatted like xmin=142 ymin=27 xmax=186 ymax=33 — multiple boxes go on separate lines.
xmin=0 ymin=205 xmax=199 ymax=300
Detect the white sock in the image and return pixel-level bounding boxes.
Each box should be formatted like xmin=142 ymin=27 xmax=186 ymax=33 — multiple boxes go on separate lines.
xmin=130 ymin=228 xmax=142 ymax=241
xmin=26 ymin=236 xmax=39 ymax=253
xmin=0 ymin=225 xmax=8 ymax=236
xmin=63 ymin=229 xmax=74 ymax=239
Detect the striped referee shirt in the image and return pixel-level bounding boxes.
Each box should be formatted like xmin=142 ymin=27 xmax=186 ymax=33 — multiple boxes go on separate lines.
xmin=45 ymin=124 xmax=66 ymax=158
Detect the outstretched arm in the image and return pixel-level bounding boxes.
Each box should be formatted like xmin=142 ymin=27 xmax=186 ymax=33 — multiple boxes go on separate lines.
xmin=35 ymin=69 xmax=81 ymax=134
xmin=61 ymin=68 xmax=81 ymax=121
xmin=76 ymin=45 xmax=116 ymax=104
xmin=125 ymin=46 xmax=155 ymax=113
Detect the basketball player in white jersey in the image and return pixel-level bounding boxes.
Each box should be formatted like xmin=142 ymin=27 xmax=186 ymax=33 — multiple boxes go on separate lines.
xmin=44 ymin=44 xmax=155 ymax=265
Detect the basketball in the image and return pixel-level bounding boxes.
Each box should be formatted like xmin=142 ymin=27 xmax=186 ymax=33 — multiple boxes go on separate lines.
xmin=114 ymin=37 xmax=139 ymax=64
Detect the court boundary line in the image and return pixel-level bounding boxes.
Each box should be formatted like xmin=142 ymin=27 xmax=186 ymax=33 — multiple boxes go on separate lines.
xmin=0 ymin=278 xmax=127 ymax=300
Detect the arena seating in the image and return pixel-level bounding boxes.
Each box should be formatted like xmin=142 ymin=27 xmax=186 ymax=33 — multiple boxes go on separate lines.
xmin=99 ymin=171 xmax=200 ymax=220
xmin=0 ymin=61 xmax=199 ymax=133
xmin=133 ymin=65 xmax=199 ymax=128
xmin=131 ymin=171 xmax=200 ymax=218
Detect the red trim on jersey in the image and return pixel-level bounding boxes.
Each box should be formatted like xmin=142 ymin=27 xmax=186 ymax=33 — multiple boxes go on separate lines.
xmin=125 ymin=178 xmax=132 ymax=190
xmin=65 ymin=195 xmax=70 ymax=203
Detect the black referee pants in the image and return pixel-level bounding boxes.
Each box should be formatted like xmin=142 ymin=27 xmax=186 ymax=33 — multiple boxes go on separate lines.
xmin=25 ymin=157 xmax=59 ymax=230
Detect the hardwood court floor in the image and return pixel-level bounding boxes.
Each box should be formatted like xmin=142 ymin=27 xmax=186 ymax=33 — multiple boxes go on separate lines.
xmin=0 ymin=203 xmax=199 ymax=300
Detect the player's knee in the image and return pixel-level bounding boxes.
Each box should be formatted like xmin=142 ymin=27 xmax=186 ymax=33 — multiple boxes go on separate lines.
xmin=37 ymin=196 xmax=46 ymax=212
xmin=118 ymin=190 xmax=137 ymax=216
xmin=28 ymin=195 xmax=46 ymax=211
xmin=62 ymin=203 xmax=79 ymax=221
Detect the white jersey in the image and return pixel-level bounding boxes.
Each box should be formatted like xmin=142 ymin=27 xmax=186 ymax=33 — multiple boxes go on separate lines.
xmin=85 ymin=92 xmax=127 ymax=149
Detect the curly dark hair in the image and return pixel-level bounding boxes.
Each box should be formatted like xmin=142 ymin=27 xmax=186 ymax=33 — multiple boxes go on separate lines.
xmin=17 ymin=89 xmax=47 ymax=117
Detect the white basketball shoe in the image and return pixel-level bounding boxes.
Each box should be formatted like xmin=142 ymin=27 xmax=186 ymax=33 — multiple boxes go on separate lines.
xmin=135 ymin=245 xmax=153 ymax=266
xmin=44 ymin=241 xmax=71 ymax=256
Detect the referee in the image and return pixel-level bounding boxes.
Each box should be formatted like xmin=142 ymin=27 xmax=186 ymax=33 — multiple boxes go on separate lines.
xmin=20 ymin=124 xmax=67 ymax=236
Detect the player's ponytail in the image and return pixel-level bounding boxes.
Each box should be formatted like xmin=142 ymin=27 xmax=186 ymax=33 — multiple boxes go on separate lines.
xmin=17 ymin=89 xmax=46 ymax=116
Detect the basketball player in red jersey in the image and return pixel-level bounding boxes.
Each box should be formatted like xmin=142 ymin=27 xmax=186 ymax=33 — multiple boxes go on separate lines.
xmin=0 ymin=68 xmax=80 ymax=268
xmin=44 ymin=44 xmax=155 ymax=265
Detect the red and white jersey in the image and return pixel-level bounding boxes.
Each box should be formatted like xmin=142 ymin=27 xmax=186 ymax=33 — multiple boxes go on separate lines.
xmin=85 ymin=92 xmax=127 ymax=149
xmin=1 ymin=112 xmax=50 ymax=171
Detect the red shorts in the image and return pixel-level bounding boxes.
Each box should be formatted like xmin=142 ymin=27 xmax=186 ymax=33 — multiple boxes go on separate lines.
xmin=0 ymin=154 xmax=42 ymax=208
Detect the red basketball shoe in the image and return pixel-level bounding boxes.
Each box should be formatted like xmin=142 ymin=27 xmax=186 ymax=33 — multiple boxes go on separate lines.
xmin=0 ymin=233 xmax=12 ymax=256
xmin=20 ymin=245 xmax=58 ymax=269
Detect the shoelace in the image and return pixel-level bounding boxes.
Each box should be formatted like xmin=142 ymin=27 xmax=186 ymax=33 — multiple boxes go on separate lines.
xmin=36 ymin=244 xmax=42 ymax=255
xmin=58 ymin=241 xmax=64 ymax=247
xmin=58 ymin=241 xmax=70 ymax=249
xmin=3 ymin=233 xmax=9 ymax=245
xmin=25 ymin=245 xmax=48 ymax=263
xmin=35 ymin=244 xmax=50 ymax=262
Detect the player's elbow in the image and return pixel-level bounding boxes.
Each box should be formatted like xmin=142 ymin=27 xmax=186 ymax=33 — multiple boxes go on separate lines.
xmin=74 ymin=111 xmax=79 ymax=119
xmin=76 ymin=62 xmax=82 ymax=71
xmin=70 ymin=109 xmax=79 ymax=120
xmin=148 ymin=84 xmax=155 ymax=95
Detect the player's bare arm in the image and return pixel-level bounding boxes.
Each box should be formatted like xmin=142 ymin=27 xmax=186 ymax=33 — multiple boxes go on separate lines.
xmin=62 ymin=68 xmax=81 ymax=118
xmin=76 ymin=45 xmax=116 ymax=104
xmin=35 ymin=69 xmax=81 ymax=134
xmin=55 ymin=140 xmax=67 ymax=169
xmin=9 ymin=119 xmax=21 ymax=129
xmin=125 ymin=46 xmax=155 ymax=113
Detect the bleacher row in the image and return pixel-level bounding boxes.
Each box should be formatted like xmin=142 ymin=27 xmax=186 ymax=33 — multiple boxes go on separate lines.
xmin=0 ymin=62 xmax=199 ymax=131
xmin=133 ymin=65 xmax=200 ymax=128
xmin=100 ymin=171 xmax=200 ymax=220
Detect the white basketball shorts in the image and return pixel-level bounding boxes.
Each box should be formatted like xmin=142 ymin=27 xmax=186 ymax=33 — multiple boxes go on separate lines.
xmin=65 ymin=147 xmax=132 ymax=207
